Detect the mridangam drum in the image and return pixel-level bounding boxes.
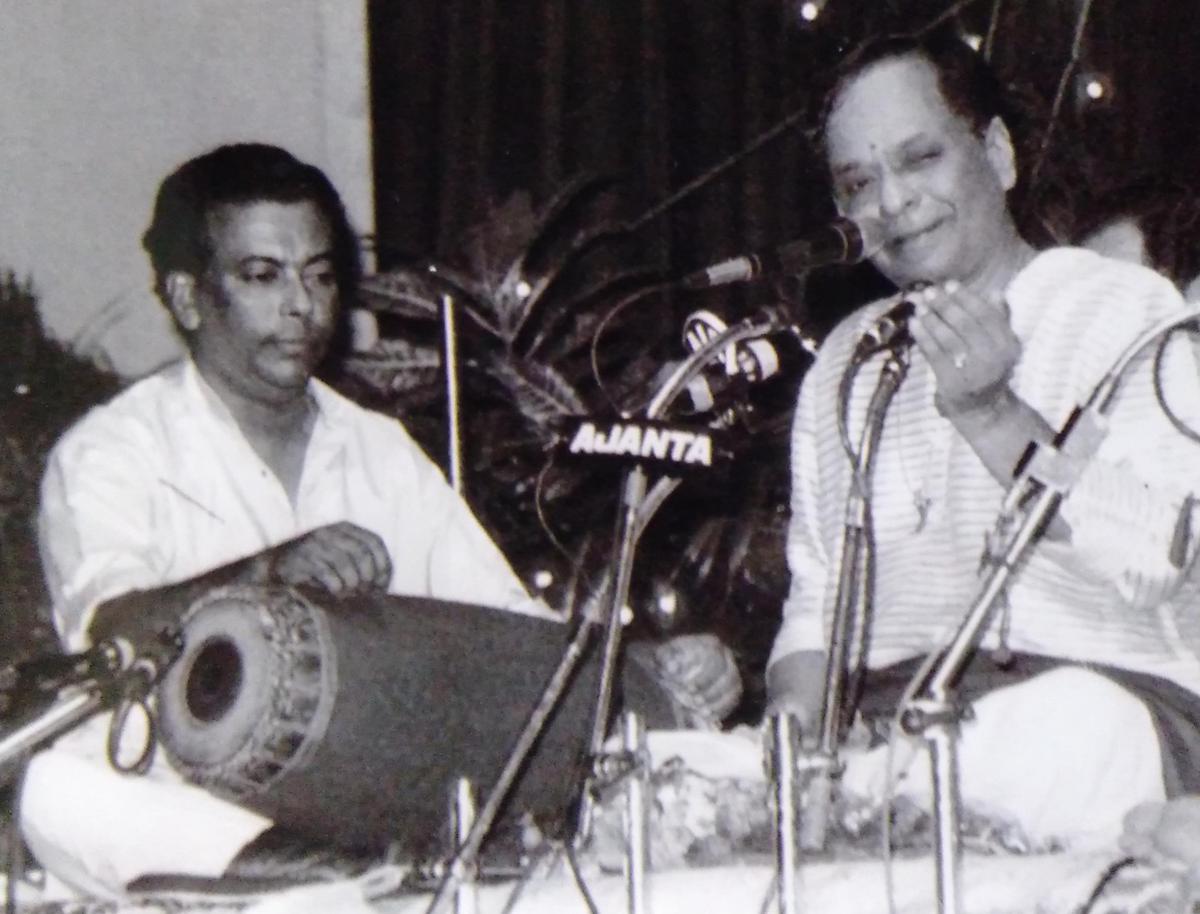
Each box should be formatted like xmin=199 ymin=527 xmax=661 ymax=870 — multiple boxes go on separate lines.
xmin=157 ymin=586 xmax=673 ymax=857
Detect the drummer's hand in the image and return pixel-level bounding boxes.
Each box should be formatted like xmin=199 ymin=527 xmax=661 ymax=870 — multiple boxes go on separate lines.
xmin=1121 ymin=796 xmax=1200 ymax=870
xmin=264 ymin=522 xmax=393 ymax=597
xmin=652 ymin=633 xmax=742 ymax=726
xmin=909 ymin=280 xmax=1021 ymax=418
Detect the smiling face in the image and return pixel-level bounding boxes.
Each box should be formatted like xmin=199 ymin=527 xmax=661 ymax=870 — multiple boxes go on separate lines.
xmin=825 ymin=53 xmax=1019 ymax=291
xmin=175 ymin=199 xmax=338 ymax=407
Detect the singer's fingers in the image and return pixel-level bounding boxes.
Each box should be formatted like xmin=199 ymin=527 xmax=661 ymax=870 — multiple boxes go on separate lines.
xmin=910 ymin=303 xmax=965 ymax=367
xmin=924 ymin=281 xmax=1014 ymax=341
xmin=919 ymin=283 xmax=991 ymax=342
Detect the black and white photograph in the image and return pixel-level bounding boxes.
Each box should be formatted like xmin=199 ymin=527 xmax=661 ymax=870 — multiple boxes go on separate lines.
xmin=3 ymin=1 xmax=1200 ymax=911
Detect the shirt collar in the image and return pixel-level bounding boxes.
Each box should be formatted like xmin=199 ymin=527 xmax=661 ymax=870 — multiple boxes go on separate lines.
xmin=179 ymin=357 xmax=349 ymax=441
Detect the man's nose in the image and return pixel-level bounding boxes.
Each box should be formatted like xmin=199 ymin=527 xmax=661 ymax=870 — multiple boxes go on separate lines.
xmin=282 ymin=272 xmax=316 ymax=316
xmin=878 ymin=169 xmax=917 ymax=218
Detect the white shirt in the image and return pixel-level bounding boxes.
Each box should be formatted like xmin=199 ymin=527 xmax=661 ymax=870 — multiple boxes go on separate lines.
xmin=25 ymin=360 xmax=557 ymax=894
xmin=771 ymin=248 xmax=1200 ymax=695
xmin=39 ymin=358 xmax=547 ymax=652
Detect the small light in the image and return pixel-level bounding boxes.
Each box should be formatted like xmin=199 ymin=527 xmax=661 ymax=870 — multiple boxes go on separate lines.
xmin=515 ymin=279 xmax=533 ymax=299
xmin=533 ymin=569 xmax=554 ymax=590
xmin=620 ymin=605 xmax=634 ymax=626
xmin=655 ymin=589 xmax=679 ymax=619
xmin=427 ymin=264 xmax=438 ymax=273
xmin=799 ymin=1 xmax=820 ymax=21
xmin=14 ymin=383 xmax=30 ymax=396
xmin=963 ymin=33 xmax=983 ymax=51
xmin=1076 ymin=72 xmax=1114 ymax=109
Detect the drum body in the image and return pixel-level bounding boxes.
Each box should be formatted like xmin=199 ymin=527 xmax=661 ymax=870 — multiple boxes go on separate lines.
xmin=157 ymin=586 xmax=672 ymax=857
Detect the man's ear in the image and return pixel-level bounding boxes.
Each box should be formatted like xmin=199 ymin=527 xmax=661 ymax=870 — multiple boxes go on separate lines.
xmin=983 ymin=116 xmax=1018 ymax=192
xmin=165 ymin=272 xmax=201 ymax=332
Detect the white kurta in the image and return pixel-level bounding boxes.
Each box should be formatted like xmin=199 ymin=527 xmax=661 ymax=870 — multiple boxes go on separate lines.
xmin=771 ymin=248 xmax=1200 ymax=845
xmin=25 ymin=358 xmax=553 ymax=898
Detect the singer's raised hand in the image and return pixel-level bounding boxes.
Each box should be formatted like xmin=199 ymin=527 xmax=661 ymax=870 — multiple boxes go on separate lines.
xmin=909 ymin=280 xmax=1021 ymax=418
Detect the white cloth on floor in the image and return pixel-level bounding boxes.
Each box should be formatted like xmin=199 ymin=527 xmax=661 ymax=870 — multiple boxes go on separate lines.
xmin=840 ymin=666 xmax=1166 ymax=847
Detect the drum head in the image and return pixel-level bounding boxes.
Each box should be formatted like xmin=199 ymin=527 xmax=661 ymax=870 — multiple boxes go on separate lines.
xmin=158 ymin=588 xmax=336 ymax=793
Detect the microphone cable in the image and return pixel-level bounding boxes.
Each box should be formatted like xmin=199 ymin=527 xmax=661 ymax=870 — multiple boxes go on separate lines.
xmin=1152 ymin=325 xmax=1200 ymax=444
xmin=588 ymin=283 xmax=675 ymax=415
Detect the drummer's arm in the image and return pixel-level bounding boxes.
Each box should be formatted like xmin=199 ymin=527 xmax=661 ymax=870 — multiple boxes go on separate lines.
xmin=87 ymin=559 xmax=257 ymax=649
xmin=87 ymin=522 xmax=394 ymax=649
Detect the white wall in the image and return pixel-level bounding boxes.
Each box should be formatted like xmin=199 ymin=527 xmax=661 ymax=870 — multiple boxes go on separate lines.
xmin=0 ymin=0 xmax=374 ymax=379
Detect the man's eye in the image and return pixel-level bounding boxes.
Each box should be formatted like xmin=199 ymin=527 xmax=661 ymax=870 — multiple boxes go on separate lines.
xmin=905 ymin=148 xmax=941 ymax=168
xmin=838 ymin=176 xmax=871 ymax=201
xmin=303 ymin=267 xmax=337 ymax=289
xmin=243 ymin=267 xmax=281 ymax=284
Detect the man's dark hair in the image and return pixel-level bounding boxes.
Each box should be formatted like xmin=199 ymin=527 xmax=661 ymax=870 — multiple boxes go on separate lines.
xmin=817 ymin=29 xmax=1015 ymax=146
xmin=142 ymin=143 xmax=361 ymax=304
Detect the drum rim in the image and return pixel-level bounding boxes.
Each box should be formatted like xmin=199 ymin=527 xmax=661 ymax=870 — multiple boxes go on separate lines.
xmin=158 ymin=585 xmax=338 ymax=800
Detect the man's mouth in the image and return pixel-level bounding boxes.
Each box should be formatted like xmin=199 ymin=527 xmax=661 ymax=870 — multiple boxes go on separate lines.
xmin=271 ymin=339 xmax=314 ymax=357
xmin=888 ymin=219 xmax=944 ymax=252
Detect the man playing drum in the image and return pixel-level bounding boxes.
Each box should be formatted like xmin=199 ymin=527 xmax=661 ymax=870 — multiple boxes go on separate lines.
xmin=768 ymin=30 xmax=1200 ymax=847
xmin=23 ymin=143 xmax=740 ymax=899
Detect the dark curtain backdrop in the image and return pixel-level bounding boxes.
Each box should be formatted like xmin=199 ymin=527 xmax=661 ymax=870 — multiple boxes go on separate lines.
xmin=368 ymin=0 xmax=1200 ymax=328
xmin=364 ymin=0 xmax=1200 ymax=686
xmin=368 ymin=0 xmax=842 ymax=330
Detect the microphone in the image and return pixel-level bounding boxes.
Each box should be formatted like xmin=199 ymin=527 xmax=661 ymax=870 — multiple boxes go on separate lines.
xmin=681 ymin=216 xmax=885 ymax=289
xmin=855 ymin=300 xmax=915 ymax=356
xmin=679 ymin=308 xmax=787 ymax=413
xmin=852 ymin=282 xmax=931 ymax=359
xmin=1 ymin=639 xmax=134 ymax=696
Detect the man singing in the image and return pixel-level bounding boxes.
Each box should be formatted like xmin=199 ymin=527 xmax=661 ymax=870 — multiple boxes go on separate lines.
xmin=768 ymin=31 xmax=1200 ymax=846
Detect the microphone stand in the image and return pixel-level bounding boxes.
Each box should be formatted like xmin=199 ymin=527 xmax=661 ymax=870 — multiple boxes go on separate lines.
xmin=0 ymin=633 xmax=182 ymax=777
xmin=801 ymin=344 xmax=911 ymax=853
xmin=425 ymin=310 xmax=811 ymax=914
xmin=581 ymin=309 xmax=816 ymax=804
xmin=899 ymin=304 xmax=1200 ymax=914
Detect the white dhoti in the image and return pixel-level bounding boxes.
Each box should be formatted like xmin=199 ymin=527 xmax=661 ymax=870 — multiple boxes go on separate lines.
xmin=841 ymin=667 xmax=1167 ymax=847
xmin=18 ymin=714 xmax=270 ymax=901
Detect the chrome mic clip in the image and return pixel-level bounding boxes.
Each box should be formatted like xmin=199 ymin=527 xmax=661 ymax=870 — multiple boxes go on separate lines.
xmin=852 ymin=282 xmax=929 ymax=361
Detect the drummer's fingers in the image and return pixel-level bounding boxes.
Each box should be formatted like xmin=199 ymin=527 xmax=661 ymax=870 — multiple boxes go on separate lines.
xmin=274 ymin=531 xmax=360 ymax=594
xmin=285 ymin=550 xmax=352 ymax=595
xmin=311 ymin=523 xmax=392 ymax=591
xmin=653 ymin=635 xmax=705 ymax=681
xmin=696 ymin=663 xmax=742 ymax=711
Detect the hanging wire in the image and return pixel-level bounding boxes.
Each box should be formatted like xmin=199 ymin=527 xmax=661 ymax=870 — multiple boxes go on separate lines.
xmin=880 ymin=645 xmax=948 ymax=914
xmin=916 ymin=0 xmax=978 ymax=35
xmin=588 ymin=283 xmax=674 ymax=413
xmin=533 ymin=456 xmax=576 ymax=561
xmin=5 ymin=757 xmax=29 ymax=914
xmin=1152 ymin=328 xmax=1200 ymax=444
xmin=1077 ymin=856 xmax=1138 ymax=913
xmin=497 ymin=841 xmax=564 ymax=914
xmin=982 ymin=0 xmax=1004 ymax=60
xmin=1027 ymin=0 xmax=1098 ymax=193
xmin=755 ymin=870 xmax=780 ymax=914
xmin=563 ymin=842 xmax=602 ymax=914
